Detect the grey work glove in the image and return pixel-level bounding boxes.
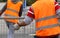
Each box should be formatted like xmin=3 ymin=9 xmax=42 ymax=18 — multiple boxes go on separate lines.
xmin=13 ymin=23 xmax=20 ymax=30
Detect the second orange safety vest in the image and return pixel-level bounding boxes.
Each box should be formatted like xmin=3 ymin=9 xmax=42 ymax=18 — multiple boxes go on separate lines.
xmin=4 ymin=0 xmax=22 ymax=23
xmin=32 ymin=0 xmax=60 ymax=36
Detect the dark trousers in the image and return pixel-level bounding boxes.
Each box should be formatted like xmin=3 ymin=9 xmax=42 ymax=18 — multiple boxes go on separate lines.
xmin=34 ymin=34 xmax=59 ymax=38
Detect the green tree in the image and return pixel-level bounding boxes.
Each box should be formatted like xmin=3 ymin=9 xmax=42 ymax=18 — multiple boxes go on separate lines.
xmin=0 ymin=0 xmax=7 ymax=2
xmin=27 ymin=0 xmax=36 ymax=6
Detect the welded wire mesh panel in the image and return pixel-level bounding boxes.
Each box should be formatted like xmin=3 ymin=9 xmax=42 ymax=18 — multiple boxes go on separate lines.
xmin=0 ymin=19 xmax=8 ymax=38
xmin=0 ymin=3 xmax=35 ymax=38
xmin=0 ymin=18 xmax=35 ymax=38
xmin=0 ymin=2 xmax=36 ymax=38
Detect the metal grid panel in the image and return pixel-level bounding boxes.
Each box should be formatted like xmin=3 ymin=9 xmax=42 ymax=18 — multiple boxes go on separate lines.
xmin=0 ymin=3 xmax=35 ymax=38
xmin=0 ymin=18 xmax=35 ymax=38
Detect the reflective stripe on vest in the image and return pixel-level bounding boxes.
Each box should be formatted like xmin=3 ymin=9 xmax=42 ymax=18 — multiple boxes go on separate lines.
xmin=36 ymin=15 xmax=57 ymax=22
xmin=6 ymin=8 xmax=18 ymax=13
xmin=36 ymin=23 xmax=59 ymax=31
xmin=5 ymin=14 xmax=18 ymax=19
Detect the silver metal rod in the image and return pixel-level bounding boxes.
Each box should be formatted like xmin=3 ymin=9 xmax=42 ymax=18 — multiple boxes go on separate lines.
xmin=0 ymin=17 xmax=25 ymax=19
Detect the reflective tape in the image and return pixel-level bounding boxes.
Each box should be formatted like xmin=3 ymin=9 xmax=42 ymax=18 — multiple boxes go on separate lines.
xmin=4 ymin=14 xmax=19 ymax=19
xmin=36 ymin=15 xmax=57 ymax=22
xmin=28 ymin=10 xmax=34 ymax=14
xmin=6 ymin=8 xmax=18 ymax=13
xmin=36 ymin=24 xmax=59 ymax=31
xmin=55 ymin=3 xmax=58 ymax=6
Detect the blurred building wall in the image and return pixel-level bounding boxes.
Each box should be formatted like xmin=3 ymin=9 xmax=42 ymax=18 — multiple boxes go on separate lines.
xmin=57 ymin=0 xmax=60 ymax=2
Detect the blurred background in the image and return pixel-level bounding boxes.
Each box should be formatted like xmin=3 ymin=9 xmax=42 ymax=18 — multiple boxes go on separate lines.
xmin=0 ymin=0 xmax=6 ymax=2
xmin=0 ymin=0 xmax=36 ymax=6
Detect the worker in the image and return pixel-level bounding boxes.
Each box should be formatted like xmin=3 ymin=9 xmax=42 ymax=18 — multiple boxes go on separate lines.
xmin=0 ymin=0 xmax=23 ymax=38
xmin=17 ymin=0 xmax=60 ymax=38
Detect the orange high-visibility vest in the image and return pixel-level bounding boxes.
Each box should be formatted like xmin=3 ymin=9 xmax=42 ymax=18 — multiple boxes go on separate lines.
xmin=32 ymin=0 xmax=60 ymax=36
xmin=4 ymin=0 xmax=22 ymax=23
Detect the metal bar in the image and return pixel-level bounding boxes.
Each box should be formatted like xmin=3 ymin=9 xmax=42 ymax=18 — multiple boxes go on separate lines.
xmin=0 ymin=17 xmax=25 ymax=19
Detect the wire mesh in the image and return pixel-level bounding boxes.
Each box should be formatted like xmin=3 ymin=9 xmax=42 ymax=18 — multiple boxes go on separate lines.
xmin=0 ymin=3 xmax=36 ymax=38
xmin=0 ymin=18 xmax=35 ymax=38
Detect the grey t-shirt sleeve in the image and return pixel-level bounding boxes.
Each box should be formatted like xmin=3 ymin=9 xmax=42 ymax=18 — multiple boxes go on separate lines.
xmin=24 ymin=16 xmax=33 ymax=25
xmin=56 ymin=9 xmax=60 ymax=14
xmin=56 ymin=9 xmax=60 ymax=18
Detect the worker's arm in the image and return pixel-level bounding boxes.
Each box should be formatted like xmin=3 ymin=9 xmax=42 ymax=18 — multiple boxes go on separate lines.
xmin=55 ymin=2 xmax=60 ymax=18
xmin=18 ymin=7 xmax=35 ymax=26
xmin=19 ymin=5 xmax=23 ymax=17
xmin=56 ymin=6 xmax=60 ymax=16
xmin=0 ymin=4 xmax=7 ymax=16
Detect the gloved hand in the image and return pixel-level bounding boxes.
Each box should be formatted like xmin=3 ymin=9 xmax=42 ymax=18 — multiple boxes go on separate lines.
xmin=13 ymin=23 xmax=20 ymax=30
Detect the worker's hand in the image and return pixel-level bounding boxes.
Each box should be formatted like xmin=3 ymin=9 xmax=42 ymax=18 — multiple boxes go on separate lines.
xmin=17 ymin=22 xmax=21 ymax=27
xmin=13 ymin=23 xmax=20 ymax=30
xmin=17 ymin=21 xmax=27 ymax=27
